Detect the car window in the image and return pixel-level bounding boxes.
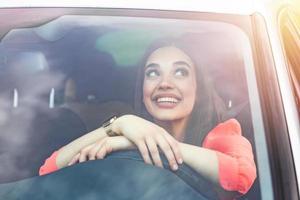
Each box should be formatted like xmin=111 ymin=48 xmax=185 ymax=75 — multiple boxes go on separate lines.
xmin=0 ymin=8 xmax=274 ymax=199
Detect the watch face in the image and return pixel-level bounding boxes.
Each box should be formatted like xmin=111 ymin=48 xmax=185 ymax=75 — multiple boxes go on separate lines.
xmin=109 ymin=116 xmax=117 ymax=124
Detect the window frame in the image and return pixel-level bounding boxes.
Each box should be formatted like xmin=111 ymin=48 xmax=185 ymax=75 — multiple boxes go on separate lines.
xmin=0 ymin=7 xmax=298 ymax=199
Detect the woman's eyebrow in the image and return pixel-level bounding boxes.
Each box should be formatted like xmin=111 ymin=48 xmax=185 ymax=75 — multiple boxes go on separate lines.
xmin=145 ymin=63 xmax=159 ymax=69
xmin=174 ymin=61 xmax=191 ymax=68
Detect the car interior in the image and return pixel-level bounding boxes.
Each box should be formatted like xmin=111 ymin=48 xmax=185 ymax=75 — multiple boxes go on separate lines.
xmin=0 ymin=14 xmax=261 ymax=199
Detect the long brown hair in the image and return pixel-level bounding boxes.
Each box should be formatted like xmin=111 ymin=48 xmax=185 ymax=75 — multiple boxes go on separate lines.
xmin=134 ymin=37 xmax=226 ymax=145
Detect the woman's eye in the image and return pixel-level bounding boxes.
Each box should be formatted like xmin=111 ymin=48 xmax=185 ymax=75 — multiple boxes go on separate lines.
xmin=145 ymin=69 xmax=159 ymax=78
xmin=174 ymin=68 xmax=189 ymax=77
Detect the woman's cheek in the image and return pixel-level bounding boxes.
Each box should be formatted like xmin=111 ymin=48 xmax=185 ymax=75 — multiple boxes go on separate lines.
xmin=181 ymin=79 xmax=197 ymax=106
xmin=143 ymin=80 xmax=155 ymax=107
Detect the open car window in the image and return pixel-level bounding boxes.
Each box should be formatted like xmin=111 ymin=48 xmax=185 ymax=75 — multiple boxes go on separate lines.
xmin=0 ymin=9 xmax=275 ymax=200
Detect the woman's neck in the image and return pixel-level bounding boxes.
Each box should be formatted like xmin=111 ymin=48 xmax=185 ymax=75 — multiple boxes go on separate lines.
xmin=155 ymin=117 xmax=189 ymax=141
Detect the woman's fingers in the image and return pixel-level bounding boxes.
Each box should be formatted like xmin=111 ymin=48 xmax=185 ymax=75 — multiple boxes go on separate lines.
xmin=88 ymin=139 xmax=106 ymax=160
xmin=96 ymin=143 xmax=112 ymax=159
xmin=163 ymin=133 xmax=183 ymax=165
xmin=68 ymin=153 xmax=80 ymax=166
xmin=145 ymin=137 xmax=163 ymax=168
xmin=137 ymin=141 xmax=153 ymax=165
xmin=68 ymin=137 xmax=115 ymax=166
xmin=79 ymin=145 xmax=93 ymax=163
xmin=96 ymin=146 xmax=107 ymax=159
xmin=156 ymin=135 xmax=178 ymax=170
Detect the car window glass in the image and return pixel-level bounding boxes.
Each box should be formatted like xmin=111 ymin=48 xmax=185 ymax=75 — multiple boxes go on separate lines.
xmin=0 ymin=11 xmax=269 ymax=199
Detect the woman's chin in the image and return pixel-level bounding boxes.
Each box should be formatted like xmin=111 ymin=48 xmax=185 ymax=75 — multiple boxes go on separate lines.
xmin=152 ymin=112 xmax=183 ymax=122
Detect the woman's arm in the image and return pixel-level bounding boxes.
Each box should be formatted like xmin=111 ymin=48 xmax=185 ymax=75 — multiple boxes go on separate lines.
xmin=67 ymin=136 xmax=136 ymax=166
xmin=58 ymin=114 xmax=182 ymax=169
xmin=40 ymin=114 xmax=182 ymax=174
xmin=71 ymin=119 xmax=256 ymax=196
xmin=55 ymin=127 xmax=108 ymax=168
xmin=112 ymin=117 xmax=256 ymax=194
xmin=111 ymin=115 xmax=219 ymax=183
xmin=178 ymin=143 xmax=219 ymax=184
xmin=178 ymin=119 xmax=256 ymax=195
xmin=39 ymin=127 xmax=109 ymax=175
xmin=112 ymin=115 xmax=183 ymax=170
xmin=178 ymin=143 xmax=241 ymax=199
xmin=69 ymin=134 xmax=218 ymax=184
xmin=72 ymin=136 xmax=218 ymax=187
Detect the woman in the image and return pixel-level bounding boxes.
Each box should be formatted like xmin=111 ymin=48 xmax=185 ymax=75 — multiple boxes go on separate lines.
xmin=39 ymin=39 xmax=256 ymax=196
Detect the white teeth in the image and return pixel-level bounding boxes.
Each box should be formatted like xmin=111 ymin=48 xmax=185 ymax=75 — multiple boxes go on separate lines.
xmin=157 ymin=97 xmax=179 ymax=103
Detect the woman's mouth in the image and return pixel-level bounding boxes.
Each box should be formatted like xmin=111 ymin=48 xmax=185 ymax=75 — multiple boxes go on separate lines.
xmin=156 ymin=97 xmax=179 ymax=103
xmin=153 ymin=96 xmax=181 ymax=109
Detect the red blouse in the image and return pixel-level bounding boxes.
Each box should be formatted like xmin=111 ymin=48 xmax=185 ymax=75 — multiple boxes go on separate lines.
xmin=39 ymin=118 xmax=256 ymax=194
xmin=202 ymin=119 xmax=256 ymax=194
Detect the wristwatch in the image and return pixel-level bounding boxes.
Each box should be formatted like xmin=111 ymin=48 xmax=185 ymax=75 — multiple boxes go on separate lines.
xmin=102 ymin=116 xmax=118 ymax=136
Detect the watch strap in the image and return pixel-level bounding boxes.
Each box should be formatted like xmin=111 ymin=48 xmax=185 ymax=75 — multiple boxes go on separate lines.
xmin=102 ymin=116 xmax=118 ymax=136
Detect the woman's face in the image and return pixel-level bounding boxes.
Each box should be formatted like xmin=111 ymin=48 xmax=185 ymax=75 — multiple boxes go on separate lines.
xmin=143 ymin=46 xmax=197 ymax=122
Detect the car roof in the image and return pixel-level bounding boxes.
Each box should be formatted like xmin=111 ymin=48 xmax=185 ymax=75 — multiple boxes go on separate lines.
xmin=0 ymin=0 xmax=257 ymax=15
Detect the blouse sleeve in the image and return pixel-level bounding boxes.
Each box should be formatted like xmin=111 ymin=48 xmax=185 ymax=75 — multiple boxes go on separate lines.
xmin=202 ymin=118 xmax=257 ymax=194
xmin=39 ymin=151 xmax=59 ymax=176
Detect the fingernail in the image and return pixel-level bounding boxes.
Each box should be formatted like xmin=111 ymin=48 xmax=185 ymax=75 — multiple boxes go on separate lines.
xmin=172 ymin=164 xmax=178 ymax=171
xmin=178 ymin=158 xmax=183 ymax=164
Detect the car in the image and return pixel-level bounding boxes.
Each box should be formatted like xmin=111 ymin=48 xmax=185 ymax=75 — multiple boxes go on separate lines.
xmin=0 ymin=0 xmax=299 ymax=199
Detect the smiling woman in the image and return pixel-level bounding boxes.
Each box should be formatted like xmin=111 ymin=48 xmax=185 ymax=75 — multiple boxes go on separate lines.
xmin=39 ymin=36 xmax=257 ymax=199
xmin=135 ymin=38 xmax=227 ymax=144
xmin=143 ymin=46 xmax=197 ymax=137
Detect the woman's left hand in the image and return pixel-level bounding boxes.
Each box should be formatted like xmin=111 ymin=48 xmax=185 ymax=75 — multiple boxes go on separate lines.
xmin=112 ymin=115 xmax=183 ymax=170
xmin=67 ymin=136 xmax=135 ymax=166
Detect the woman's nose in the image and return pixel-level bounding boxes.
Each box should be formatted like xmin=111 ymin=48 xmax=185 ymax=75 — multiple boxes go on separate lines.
xmin=158 ymin=76 xmax=174 ymax=90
